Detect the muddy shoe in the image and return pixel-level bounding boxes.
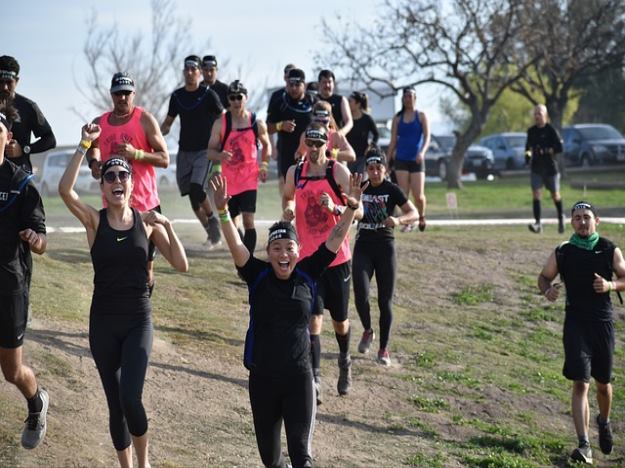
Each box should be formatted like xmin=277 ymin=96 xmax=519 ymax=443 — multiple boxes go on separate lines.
xmin=337 ymin=353 xmax=352 ymax=395
xmin=596 ymin=415 xmax=613 ymax=455
xmin=528 ymin=222 xmax=543 ymax=234
xmin=22 ymin=389 xmax=49 ymax=449
xmin=358 ymin=329 xmax=375 ymax=354
xmin=570 ymin=445 xmax=593 ymax=465
xmin=377 ymin=348 xmax=391 ymax=366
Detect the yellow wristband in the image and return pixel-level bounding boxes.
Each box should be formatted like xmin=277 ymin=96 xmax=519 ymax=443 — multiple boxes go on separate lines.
xmin=134 ymin=150 xmax=145 ymax=160
xmin=79 ymin=139 xmax=92 ymax=149
xmin=331 ymin=148 xmax=339 ymax=159
xmin=609 ymin=281 xmax=614 ymax=292
xmin=276 ymin=121 xmax=283 ymax=131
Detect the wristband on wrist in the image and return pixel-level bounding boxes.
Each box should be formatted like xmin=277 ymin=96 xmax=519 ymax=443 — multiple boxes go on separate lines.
xmin=333 ymin=206 xmax=345 ymax=216
xmin=276 ymin=121 xmax=283 ymax=131
xmin=218 ymin=209 xmax=230 ymax=222
xmin=345 ymin=199 xmax=359 ymax=210
xmin=134 ymin=150 xmax=145 ymax=160
xmin=79 ymin=139 xmax=92 ymax=149
xmin=77 ymin=145 xmax=88 ymax=156
xmin=330 ymin=148 xmax=339 ymax=159
xmin=608 ymin=281 xmax=614 ymax=292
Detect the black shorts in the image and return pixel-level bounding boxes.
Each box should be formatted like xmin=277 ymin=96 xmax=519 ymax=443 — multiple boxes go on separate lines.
xmin=563 ymin=317 xmax=615 ymax=384
xmin=394 ymin=159 xmax=424 ymax=173
xmin=0 ymin=291 xmax=28 ymax=348
xmin=228 ymin=190 xmax=257 ymax=218
xmin=147 ymin=205 xmax=161 ymax=261
xmin=313 ymin=261 xmax=351 ymax=322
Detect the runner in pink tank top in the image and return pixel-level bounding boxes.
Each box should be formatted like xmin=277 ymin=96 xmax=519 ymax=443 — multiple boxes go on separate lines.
xmin=208 ymin=80 xmax=271 ymax=254
xmin=283 ymin=123 xmax=362 ymax=402
xmin=85 ymin=72 xmax=170 ymax=294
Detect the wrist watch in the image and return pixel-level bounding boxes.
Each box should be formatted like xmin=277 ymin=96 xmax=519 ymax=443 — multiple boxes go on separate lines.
xmin=23 ymin=145 xmax=31 ymax=155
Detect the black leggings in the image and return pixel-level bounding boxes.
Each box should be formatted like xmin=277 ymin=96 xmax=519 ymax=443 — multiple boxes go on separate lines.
xmin=249 ymin=371 xmax=316 ymax=468
xmin=352 ymin=240 xmax=396 ymax=349
xmin=89 ymin=311 xmax=153 ymax=451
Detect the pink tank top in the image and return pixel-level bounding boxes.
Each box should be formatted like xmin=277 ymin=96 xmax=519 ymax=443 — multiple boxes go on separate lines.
xmin=295 ymin=160 xmax=351 ymax=266
xmin=219 ymin=113 xmax=259 ymax=196
xmin=98 ymin=107 xmax=160 ymax=211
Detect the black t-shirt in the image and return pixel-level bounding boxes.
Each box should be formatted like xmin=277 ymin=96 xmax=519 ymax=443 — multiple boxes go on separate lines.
xmin=266 ymin=91 xmax=315 ymax=167
xmin=356 ymin=180 xmax=407 ymax=243
xmin=346 ymin=113 xmax=379 ymax=158
xmin=8 ymin=93 xmax=56 ymax=172
xmin=319 ymin=94 xmax=345 ymax=128
xmin=237 ymin=244 xmax=336 ymax=376
xmin=558 ymin=237 xmax=615 ymax=321
xmin=167 ymin=86 xmax=224 ymax=151
xmin=202 ymin=79 xmax=229 ymax=109
xmin=0 ymin=160 xmax=46 ymax=294
xmin=525 ymin=123 xmax=563 ymax=176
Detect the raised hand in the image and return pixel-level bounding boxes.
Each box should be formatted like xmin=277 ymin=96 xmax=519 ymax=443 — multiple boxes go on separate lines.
xmin=81 ymin=123 xmax=101 ymax=142
xmin=209 ymin=173 xmax=231 ymax=211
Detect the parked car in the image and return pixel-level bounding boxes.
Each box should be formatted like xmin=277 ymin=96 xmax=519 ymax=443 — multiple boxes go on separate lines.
xmin=428 ymin=135 xmax=495 ymax=180
xmin=480 ymin=132 xmax=527 ymax=170
xmin=155 ymin=163 xmax=177 ymax=190
xmin=37 ymin=149 xmax=99 ymax=196
xmin=562 ymin=124 xmax=625 ymax=166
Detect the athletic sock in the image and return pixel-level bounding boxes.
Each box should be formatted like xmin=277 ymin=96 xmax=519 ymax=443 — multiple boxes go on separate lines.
xmin=27 ymin=389 xmax=43 ymax=413
xmin=310 ymin=334 xmax=321 ymax=374
xmin=532 ymin=199 xmax=541 ymax=224
xmin=243 ymin=228 xmax=257 ymax=253
xmin=598 ymin=414 xmax=610 ymax=424
xmin=335 ymin=329 xmax=351 ymax=354
xmin=578 ymin=434 xmax=590 ymax=448
xmin=555 ymin=199 xmax=563 ymax=220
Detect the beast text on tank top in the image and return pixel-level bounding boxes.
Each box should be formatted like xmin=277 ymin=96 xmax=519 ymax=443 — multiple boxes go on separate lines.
xmin=219 ymin=112 xmax=259 ymax=196
xmin=90 ymin=208 xmax=149 ymax=303
xmin=295 ymin=161 xmax=351 ymax=266
xmin=99 ymin=107 xmax=160 ymax=211
xmin=396 ymin=110 xmax=424 ymax=161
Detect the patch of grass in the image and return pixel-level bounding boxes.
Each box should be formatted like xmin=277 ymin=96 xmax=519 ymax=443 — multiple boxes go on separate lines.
xmin=452 ymin=284 xmax=495 ymax=305
xmin=413 ymin=351 xmax=437 ymax=369
xmin=435 ymin=370 xmax=481 ymax=388
xmin=462 ymin=451 xmax=536 ymax=468
xmin=404 ymin=452 xmax=445 ymax=467
xmin=406 ymin=418 xmax=439 ymax=439
xmin=409 ymin=395 xmax=449 ymax=413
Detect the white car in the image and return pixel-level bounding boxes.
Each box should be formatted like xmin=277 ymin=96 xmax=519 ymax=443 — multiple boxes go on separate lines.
xmin=37 ymin=149 xmax=99 ymax=197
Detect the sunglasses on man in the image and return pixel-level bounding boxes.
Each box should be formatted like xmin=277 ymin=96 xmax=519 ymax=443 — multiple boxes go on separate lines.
xmin=103 ymin=170 xmax=131 ymax=184
xmin=305 ymin=140 xmax=325 ymax=148
xmin=113 ymin=91 xmax=132 ymax=97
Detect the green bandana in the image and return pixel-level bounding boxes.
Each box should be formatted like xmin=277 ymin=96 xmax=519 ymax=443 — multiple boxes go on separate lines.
xmin=569 ymin=232 xmax=599 ymax=251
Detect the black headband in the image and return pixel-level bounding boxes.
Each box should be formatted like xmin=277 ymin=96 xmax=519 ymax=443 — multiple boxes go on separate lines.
xmin=0 ymin=70 xmax=17 ymax=80
xmin=571 ymin=201 xmax=597 ymax=216
xmin=101 ymin=158 xmax=132 ymax=179
xmin=268 ymin=226 xmax=299 ymax=244
xmin=366 ymin=155 xmax=384 ymax=166
xmin=304 ymin=128 xmax=327 ymax=142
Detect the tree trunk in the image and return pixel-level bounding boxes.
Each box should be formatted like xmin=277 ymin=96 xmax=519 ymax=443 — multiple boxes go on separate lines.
xmin=447 ymin=111 xmax=486 ymax=189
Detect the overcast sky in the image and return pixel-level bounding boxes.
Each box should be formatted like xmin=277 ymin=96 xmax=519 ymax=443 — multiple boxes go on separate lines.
xmin=3 ymin=0 xmax=446 ymax=145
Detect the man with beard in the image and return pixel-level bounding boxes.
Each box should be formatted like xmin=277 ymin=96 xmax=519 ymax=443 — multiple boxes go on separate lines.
xmin=317 ymin=69 xmax=353 ymax=137
xmin=0 ymin=56 xmax=56 ymax=173
xmin=200 ymin=55 xmax=229 ymax=109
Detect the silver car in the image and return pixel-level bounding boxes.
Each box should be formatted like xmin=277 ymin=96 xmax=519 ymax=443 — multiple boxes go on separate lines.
xmin=37 ymin=149 xmax=99 ymax=197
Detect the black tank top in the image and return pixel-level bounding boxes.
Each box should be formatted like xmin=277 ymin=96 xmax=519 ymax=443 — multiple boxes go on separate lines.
xmin=319 ymin=94 xmax=344 ymax=128
xmin=558 ymin=237 xmax=615 ymax=321
xmin=90 ymin=208 xmax=150 ymax=314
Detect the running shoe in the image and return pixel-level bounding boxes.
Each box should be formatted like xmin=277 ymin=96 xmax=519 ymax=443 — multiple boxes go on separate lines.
xmin=313 ymin=374 xmax=322 ymax=406
xmin=377 ymin=348 xmax=391 ymax=366
xmin=558 ymin=217 xmax=565 ymax=234
xmin=570 ymin=445 xmax=593 ymax=465
xmin=337 ymin=353 xmax=352 ymax=395
xmin=358 ymin=329 xmax=375 ymax=354
xmin=528 ymin=222 xmax=543 ymax=234
xmin=400 ymin=223 xmax=414 ymax=233
xmin=21 ymin=389 xmax=49 ymax=449
xmin=418 ymin=216 xmax=426 ymax=232
xmin=207 ymin=215 xmax=222 ymax=245
xmin=596 ymin=415 xmax=613 ymax=455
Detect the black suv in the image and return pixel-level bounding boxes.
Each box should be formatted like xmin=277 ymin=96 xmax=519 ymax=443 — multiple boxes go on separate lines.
xmin=562 ymin=124 xmax=625 ymax=166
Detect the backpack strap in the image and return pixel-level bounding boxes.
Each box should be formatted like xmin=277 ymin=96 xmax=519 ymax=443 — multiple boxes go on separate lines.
xmin=219 ymin=112 xmax=233 ymax=152
xmin=325 ymin=159 xmax=345 ymax=204
xmin=0 ymin=168 xmax=34 ymax=214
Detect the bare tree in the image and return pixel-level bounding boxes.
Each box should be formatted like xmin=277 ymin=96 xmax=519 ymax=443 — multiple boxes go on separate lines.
xmin=321 ymin=0 xmax=534 ymax=188
xmin=73 ymin=0 xmax=203 ymax=122
xmin=513 ymin=0 xmax=625 ymax=131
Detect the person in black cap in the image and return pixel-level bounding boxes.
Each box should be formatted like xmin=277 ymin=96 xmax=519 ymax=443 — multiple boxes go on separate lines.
xmin=210 ymin=169 xmax=366 ymax=468
xmin=266 ymin=67 xmax=316 ymax=203
xmin=0 ymin=55 xmax=56 ymax=173
xmin=538 ymin=201 xmax=625 ymax=464
xmin=161 ymin=55 xmax=224 ymax=249
xmin=0 ymin=104 xmax=49 ymax=450
xmin=317 ymin=69 xmax=353 ymax=136
xmin=201 ymin=55 xmax=229 ymax=108
xmin=352 ymin=147 xmax=417 ymax=366
xmin=207 ymin=80 xmax=271 ymax=254
xmin=59 ymin=123 xmax=188 ymax=468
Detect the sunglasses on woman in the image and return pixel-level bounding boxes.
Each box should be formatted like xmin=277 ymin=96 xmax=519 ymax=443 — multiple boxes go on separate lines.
xmin=228 ymin=94 xmax=244 ymax=101
xmin=305 ymin=140 xmax=325 ymax=148
xmin=103 ymin=170 xmax=131 ymax=184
